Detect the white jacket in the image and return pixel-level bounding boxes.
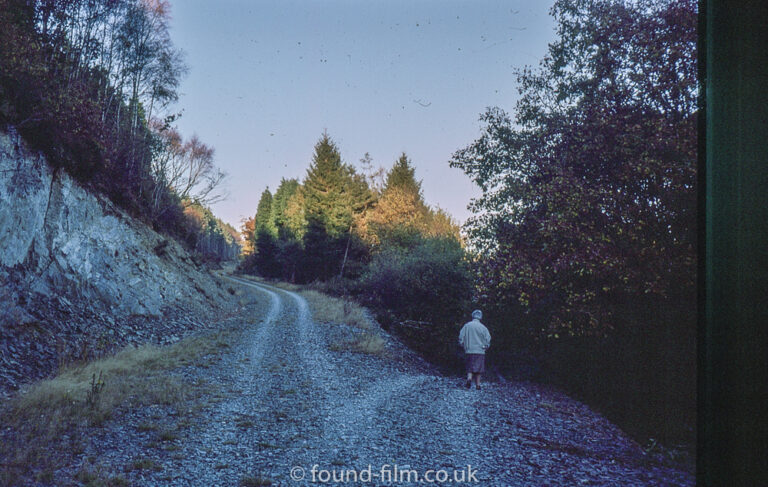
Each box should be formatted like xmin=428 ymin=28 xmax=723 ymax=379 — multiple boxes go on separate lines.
xmin=458 ymin=319 xmax=491 ymax=354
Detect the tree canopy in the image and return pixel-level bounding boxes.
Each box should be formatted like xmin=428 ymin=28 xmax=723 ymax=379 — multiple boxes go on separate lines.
xmin=450 ymin=0 xmax=697 ymax=444
xmin=0 ymin=0 xmax=227 ymax=253
xmin=241 ymin=133 xmax=465 ymax=291
xmin=254 ymin=188 xmax=275 ymax=236
xmin=271 ymin=178 xmax=300 ymax=235
xmin=384 ymin=153 xmax=422 ymax=196
xmin=303 ymin=133 xmax=357 ymax=238
xmin=451 ymin=0 xmax=697 ymax=337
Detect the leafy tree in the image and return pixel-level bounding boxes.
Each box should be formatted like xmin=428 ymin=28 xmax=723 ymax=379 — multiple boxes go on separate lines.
xmin=150 ymin=124 xmax=225 ymax=217
xmin=182 ymin=201 xmax=241 ymax=261
xmin=362 ymin=186 xmax=426 ymax=248
xmin=359 ymin=235 xmax=472 ymax=367
xmin=361 ymin=153 xmax=460 ymax=247
xmin=358 ymin=152 xmax=385 ymax=196
xmin=355 ymin=152 xmax=469 ymax=361
xmin=0 ymin=0 xmax=223 ymax=252
xmin=360 ymin=153 xmax=425 ymax=246
xmin=424 ymin=207 xmax=462 ymax=242
xmin=450 ymin=0 xmax=697 ymax=442
xmin=451 ymin=0 xmax=696 ymax=336
xmin=117 ymin=0 xmax=185 ymax=135
xmin=240 ymin=216 xmax=256 ymax=255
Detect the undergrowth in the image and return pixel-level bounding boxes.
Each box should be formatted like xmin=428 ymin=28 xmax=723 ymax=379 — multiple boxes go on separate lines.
xmin=0 ymin=326 xmax=240 ymax=486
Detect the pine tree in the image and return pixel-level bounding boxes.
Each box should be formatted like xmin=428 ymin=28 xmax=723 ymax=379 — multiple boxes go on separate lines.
xmin=282 ymin=190 xmax=307 ymax=240
xmin=300 ymin=132 xmax=374 ymax=280
xmin=271 ymin=178 xmax=300 ymax=233
xmin=254 ymin=188 xmax=275 ymax=236
xmin=384 ymin=153 xmax=422 ymax=196
xmin=361 ymin=153 xmax=429 ymax=247
xmin=302 ymin=133 xmax=353 ymax=237
xmin=254 ymin=228 xmax=281 ymax=278
xmin=301 ymin=218 xmax=337 ymax=280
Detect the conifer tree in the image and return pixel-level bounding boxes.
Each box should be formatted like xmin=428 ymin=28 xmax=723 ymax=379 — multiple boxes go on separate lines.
xmin=254 ymin=227 xmax=281 ymax=277
xmin=362 ymin=153 xmax=428 ymax=246
xmin=302 ymin=133 xmax=352 ymax=237
xmin=301 ymin=132 xmax=374 ymax=279
xmin=282 ymin=190 xmax=307 ymax=240
xmin=271 ymin=178 xmax=300 ymax=233
xmin=384 ymin=152 xmax=422 ymax=197
xmin=254 ymin=188 xmax=275 ymax=236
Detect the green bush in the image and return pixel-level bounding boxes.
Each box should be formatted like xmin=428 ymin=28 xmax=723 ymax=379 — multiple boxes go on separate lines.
xmin=359 ymin=236 xmax=472 ymax=367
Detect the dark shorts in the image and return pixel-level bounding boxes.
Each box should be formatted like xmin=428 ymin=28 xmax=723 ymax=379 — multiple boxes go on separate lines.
xmin=465 ymin=353 xmax=485 ymax=374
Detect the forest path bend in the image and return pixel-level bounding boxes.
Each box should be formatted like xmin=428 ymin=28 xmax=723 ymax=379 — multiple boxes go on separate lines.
xmin=77 ymin=278 xmax=693 ymax=487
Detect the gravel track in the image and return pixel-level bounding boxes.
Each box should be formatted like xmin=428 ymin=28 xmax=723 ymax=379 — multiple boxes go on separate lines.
xmin=69 ymin=278 xmax=693 ymax=486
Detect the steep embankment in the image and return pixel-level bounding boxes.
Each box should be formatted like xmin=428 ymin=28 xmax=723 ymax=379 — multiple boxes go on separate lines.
xmin=0 ymin=128 xmax=237 ymax=395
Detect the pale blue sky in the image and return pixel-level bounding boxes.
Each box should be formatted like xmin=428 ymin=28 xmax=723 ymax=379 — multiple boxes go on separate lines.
xmin=167 ymin=0 xmax=557 ymax=230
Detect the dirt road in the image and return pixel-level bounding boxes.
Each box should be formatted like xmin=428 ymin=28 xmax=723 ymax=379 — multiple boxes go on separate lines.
xmin=76 ymin=278 xmax=693 ymax=486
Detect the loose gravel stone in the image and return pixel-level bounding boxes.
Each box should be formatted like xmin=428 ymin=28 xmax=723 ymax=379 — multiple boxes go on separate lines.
xmin=50 ymin=278 xmax=693 ymax=486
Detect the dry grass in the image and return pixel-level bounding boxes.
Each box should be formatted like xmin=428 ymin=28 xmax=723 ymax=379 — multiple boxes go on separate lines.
xmin=0 ymin=327 xmax=239 ymax=486
xmin=73 ymin=462 xmax=131 ymax=486
xmin=329 ymin=332 xmax=387 ymax=356
xmin=299 ymin=290 xmax=374 ymax=329
xmin=127 ymin=457 xmax=162 ymax=472
xmin=352 ymin=334 xmax=387 ymax=355
xmin=232 ymin=276 xmax=375 ymax=330
xmin=284 ymin=286 xmax=386 ymax=356
xmin=270 ymin=281 xmax=302 ymax=292
xmin=11 ymin=328 xmax=232 ymax=416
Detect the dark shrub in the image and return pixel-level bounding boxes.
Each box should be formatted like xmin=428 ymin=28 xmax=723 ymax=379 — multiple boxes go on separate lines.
xmin=359 ymin=236 xmax=472 ymax=368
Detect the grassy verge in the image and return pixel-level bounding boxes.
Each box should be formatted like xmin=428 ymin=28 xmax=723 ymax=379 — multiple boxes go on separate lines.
xmin=298 ymin=290 xmax=374 ymax=330
xmin=328 ymin=333 xmax=387 ymax=356
xmin=298 ymin=289 xmax=389 ymax=356
xmin=232 ymin=274 xmax=375 ymax=328
xmin=0 ymin=326 xmax=240 ymax=486
xmin=234 ymin=275 xmax=385 ymax=355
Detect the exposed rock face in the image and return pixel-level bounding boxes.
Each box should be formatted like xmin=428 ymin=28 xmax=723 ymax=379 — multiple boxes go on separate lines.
xmin=0 ymin=128 xmax=237 ymax=394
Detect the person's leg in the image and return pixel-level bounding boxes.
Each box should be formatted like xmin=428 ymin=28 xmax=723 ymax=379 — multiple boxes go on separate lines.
xmin=474 ymin=373 xmax=482 ymax=389
xmin=465 ymin=372 xmax=473 ymax=388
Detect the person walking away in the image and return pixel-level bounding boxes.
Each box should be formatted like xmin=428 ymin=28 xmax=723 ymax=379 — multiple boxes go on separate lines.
xmin=458 ymin=310 xmax=491 ymax=390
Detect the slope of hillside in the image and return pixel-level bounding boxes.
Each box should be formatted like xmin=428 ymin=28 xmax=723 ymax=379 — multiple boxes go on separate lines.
xmin=0 ymin=127 xmax=238 ymax=395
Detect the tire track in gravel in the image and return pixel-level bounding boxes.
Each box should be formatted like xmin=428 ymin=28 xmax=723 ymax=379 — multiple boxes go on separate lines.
xmin=196 ymin=278 xmax=692 ymax=486
xmin=69 ymin=277 xmax=693 ymax=486
xmin=169 ymin=276 xmax=288 ymax=485
xmin=160 ymin=276 xmax=349 ymax=485
xmin=235 ymin=281 xmax=491 ymax=484
xmin=228 ymin=278 xmax=342 ymax=405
